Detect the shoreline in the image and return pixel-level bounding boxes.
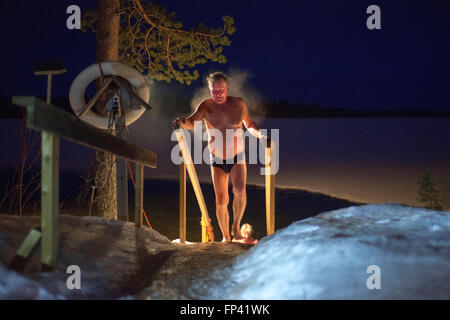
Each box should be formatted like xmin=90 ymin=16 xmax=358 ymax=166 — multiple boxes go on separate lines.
xmin=1 ymin=165 xmax=435 ymax=211
xmin=0 ymin=171 xmax=361 ymax=242
xmin=144 ymin=175 xmax=369 ymax=205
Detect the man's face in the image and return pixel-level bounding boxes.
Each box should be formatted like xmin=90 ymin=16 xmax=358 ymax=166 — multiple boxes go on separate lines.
xmin=210 ymin=80 xmax=228 ymax=104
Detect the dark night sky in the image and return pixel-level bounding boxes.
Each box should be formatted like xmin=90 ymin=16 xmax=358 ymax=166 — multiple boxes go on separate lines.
xmin=0 ymin=0 xmax=449 ymax=110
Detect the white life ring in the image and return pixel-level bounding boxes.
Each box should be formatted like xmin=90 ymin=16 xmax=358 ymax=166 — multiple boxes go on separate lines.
xmin=69 ymin=61 xmax=149 ymax=129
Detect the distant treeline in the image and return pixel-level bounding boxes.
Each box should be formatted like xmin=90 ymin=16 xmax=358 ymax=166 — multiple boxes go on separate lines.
xmin=2 ymin=96 xmax=449 ymax=119
xmin=258 ymin=100 xmax=450 ymax=118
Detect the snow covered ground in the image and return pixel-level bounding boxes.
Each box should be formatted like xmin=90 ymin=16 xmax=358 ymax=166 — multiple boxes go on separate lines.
xmin=186 ymin=204 xmax=450 ymax=299
xmin=0 ymin=214 xmax=178 ymax=299
xmin=1 ymin=203 xmax=449 ymax=299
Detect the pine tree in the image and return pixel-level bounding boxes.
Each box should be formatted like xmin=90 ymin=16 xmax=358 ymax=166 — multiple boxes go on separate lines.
xmin=82 ymin=0 xmax=235 ymax=84
xmin=79 ymin=0 xmax=235 ymax=219
xmin=416 ymin=170 xmax=446 ymax=211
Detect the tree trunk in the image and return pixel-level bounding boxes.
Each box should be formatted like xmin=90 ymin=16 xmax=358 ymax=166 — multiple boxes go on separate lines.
xmin=93 ymin=0 xmax=121 ymax=220
xmin=97 ymin=0 xmax=120 ymax=63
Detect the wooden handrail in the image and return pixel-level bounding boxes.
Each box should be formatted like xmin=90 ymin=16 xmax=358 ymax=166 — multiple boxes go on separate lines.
xmin=175 ymin=128 xmax=214 ymax=242
xmin=10 ymin=96 xmax=157 ymax=270
xmin=179 ymin=162 xmax=186 ymax=244
xmin=265 ymin=145 xmax=275 ymax=235
xmin=12 ymin=96 xmax=157 ymax=168
xmin=175 ymin=127 xmax=277 ymax=241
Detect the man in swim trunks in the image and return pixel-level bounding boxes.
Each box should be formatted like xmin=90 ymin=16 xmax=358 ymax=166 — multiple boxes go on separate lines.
xmin=172 ymin=72 xmax=268 ymax=242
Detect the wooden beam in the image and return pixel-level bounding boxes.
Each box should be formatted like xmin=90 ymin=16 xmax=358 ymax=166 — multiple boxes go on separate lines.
xmin=16 ymin=229 xmax=42 ymax=258
xmin=12 ymin=96 xmax=157 ymax=168
xmin=34 ymin=69 xmax=66 ymax=76
xmin=78 ymin=78 xmax=113 ymax=117
xmin=135 ymin=162 xmax=144 ymax=227
xmin=109 ymin=75 xmax=152 ymax=111
xmin=179 ymin=162 xmax=186 ymax=244
xmin=115 ymin=110 xmax=128 ymax=219
xmin=41 ymin=131 xmax=60 ymax=269
xmin=175 ymin=129 xmax=214 ymax=242
xmin=33 ymin=60 xmax=66 ymax=75
xmin=265 ymin=146 xmax=275 ymax=235
xmin=8 ymin=228 xmax=41 ymax=271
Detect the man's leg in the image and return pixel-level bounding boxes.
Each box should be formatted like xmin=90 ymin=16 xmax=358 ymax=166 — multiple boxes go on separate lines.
xmin=230 ymin=163 xmax=247 ymax=240
xmin=210 ymin=165 xmax=231 ymax=242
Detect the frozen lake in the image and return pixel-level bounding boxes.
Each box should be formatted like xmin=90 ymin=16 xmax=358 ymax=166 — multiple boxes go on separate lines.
xmin=128 ymin=115 xmax=450 ymax=207
xmin=0 ymin=115 xmax=449 ymax=207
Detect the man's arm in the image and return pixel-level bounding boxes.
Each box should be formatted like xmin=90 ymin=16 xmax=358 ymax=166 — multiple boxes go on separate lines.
xmin=172 ymin=102 xmax=207 ymax=130
xmin=242 ymin=100 xmax=273 ymax=147
xmin=242 ymin=100 xmax=263 ymax=139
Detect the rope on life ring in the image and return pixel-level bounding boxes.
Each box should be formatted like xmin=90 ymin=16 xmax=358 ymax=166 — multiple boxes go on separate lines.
xmin=69 ymin=61 xmax=150 ymax=129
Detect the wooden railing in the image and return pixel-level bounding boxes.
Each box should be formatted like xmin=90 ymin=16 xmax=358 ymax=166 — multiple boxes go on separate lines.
xmin=8 ymin=96 xmax=276 ymax=271
xmin=265 ymin=145 xmax=275 ymax=235
xmin=175 ymin=128 xmax=276 ymax=243
xmin=10 ymin=96 xmax=157 ymax=270
xmin=175 ymin=129 xmax=214 ymax=243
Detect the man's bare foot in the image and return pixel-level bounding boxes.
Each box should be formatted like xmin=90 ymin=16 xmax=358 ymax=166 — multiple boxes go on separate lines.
xmin=232 ymin=237 xmax=258 ymax=245
xmin=232 ymin=225 xmax=243 ymax=240
xmin=222 ymin=237 xmax=231 ymax=243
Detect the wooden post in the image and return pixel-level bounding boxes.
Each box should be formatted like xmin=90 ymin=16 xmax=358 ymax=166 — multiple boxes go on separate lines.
xmin=41 ymin=131 xmax=59 ymax=269
xmin=115 ymin=115 xmax=128 ymax=221
xmin=116 ymin=155 xmax=129 ymax=219
xmin=78 ymin=78 xmax=113 ymax=117
xmin=179 ymin=162 xmax=186 ymax=244
xmin=135 ymin=162 xmax=144 ymax=227
xmin=116 ymin=157 xmax=128 ymax=221
xmin=46 ymin=75 xmax=52 ymax=104
xmin=17 ymin=229 xmax=42 ymax=259
xmin=175 ymin=129 xmax=214 ymax=242
xmin=265 ymin=146 xmax=275 ymax=235
xmin=201 ymin=221 xmax=207 ymax=243
xmin=44 ymin=76 xmax=58 ymax=268
xmin=8 ymin=229 xmax=42 ymax=271
xmin=115 ymin=99 xmax=128 ymax=219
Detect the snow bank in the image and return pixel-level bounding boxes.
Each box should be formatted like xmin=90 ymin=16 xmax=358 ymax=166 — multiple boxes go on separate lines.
xmin=0 ymin=214 xmax=176 ymax=300
xmin=1 ymin=205 xmax=448 ymax=300
xmin=0 ymin=264 xmax=66 ymax=299
xmin=188 ymin=204 xmax=450 ymax=299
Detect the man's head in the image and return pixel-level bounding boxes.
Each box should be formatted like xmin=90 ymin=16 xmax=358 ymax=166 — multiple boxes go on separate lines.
xmin=207 ymin=72 xmax=229 ymax=104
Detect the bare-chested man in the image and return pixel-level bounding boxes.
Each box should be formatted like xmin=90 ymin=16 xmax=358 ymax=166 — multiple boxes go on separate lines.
xmin=172 ymin=72 xmax=268 ymax=243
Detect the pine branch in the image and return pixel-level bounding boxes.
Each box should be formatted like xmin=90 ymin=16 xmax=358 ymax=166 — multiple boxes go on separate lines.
xmin=82 ymin=0 xmax=235 ymax=84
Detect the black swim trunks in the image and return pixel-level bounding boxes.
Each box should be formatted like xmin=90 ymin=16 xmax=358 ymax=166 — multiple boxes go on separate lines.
xmin=210 ymin=152 xmax=246 ymax=174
